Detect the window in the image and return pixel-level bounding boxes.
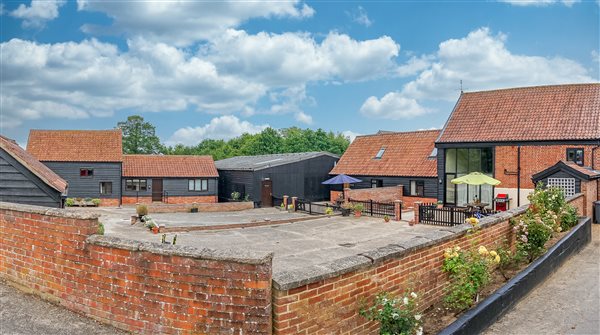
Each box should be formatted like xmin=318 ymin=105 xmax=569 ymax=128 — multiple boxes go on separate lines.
xmin=374 ymin=147 xmax=386 ymax=159
xmin=189 ymin=179 xmax=208 ymax=191
xmin=547 ymin=177 xmax=576 ymax=197
xmin=410 ymin=180 xmax=425 ymax=196
xmin=445 ymin=147 xmax=494 ymax=206
xmin=371 ymin=179 xmax=383 ymax=188
xmin=99 ymin=182 xmax=112 ymax=195
xmin=125 ymin=179 xmax=147 ymax=191
xmin=566 ymin=148 xmax=584 ymax=166
xmin=80 ymin=168 xmax=94 ymax=177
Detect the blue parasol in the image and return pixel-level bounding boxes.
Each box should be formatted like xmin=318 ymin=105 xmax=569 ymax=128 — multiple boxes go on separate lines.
xmin=322 ymin=174 xmax=362 ymax=185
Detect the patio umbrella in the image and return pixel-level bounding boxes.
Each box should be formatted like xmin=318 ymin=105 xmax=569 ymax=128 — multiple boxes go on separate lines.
xmin=322 ymin=174 xmax=362 ymax=185
xmin=451 ymin=172 xmax=501 ymax=186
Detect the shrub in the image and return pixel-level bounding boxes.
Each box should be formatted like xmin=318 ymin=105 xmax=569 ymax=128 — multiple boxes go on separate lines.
xmin=97 ymin=222 xmax=105 ymax=235
xmin=136 ymin=204 xmax=148 ymax=217
xmin=84 ymin=197 xmax=92 ymax=203
xmin=559 ymin=204 xmax=578 ymax=231
xmin=442 ymin=245 xmax=500 ymax=311
xmin=91 ymin=198 xmax=101 ymax=206
xmin=231 ymin=191 xmax=241 ymax=201
xmin=325 ymin=207 xmax=334 ymax=215
xmin=359 ymin=291 xmax=423 ymax=335
xmin=353 ymin=203 xmax=364 ymax=213
xmin=513 ymin=214 xmax=553 ymax=262
xmin=243 ymin=194 xmax=250 ymax=202
xmin=65 ymin=198 xmax=75 ymax=207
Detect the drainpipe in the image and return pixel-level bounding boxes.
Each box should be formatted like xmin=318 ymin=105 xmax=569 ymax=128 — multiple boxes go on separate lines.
xmin=592 ymin=143 xmax=600 ymax=170
xmin=517 ymin=146 xmax=521 ymax=207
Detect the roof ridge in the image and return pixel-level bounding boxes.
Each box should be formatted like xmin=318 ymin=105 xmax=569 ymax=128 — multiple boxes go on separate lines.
xmin=462 ymin=82 xmax=600 ymax=95
xmin=356 ymin=129 xmax=441 ymax=139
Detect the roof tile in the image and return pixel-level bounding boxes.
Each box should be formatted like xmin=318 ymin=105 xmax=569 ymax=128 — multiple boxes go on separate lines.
xmin=123 ymin=155 xmax=218 ymax=177
xmin=331 ymin=130 xmax=439 ymax=177
xmin=437 ymin=83 xmax=600 ymax=143
xmin=27 ymin=130 xmax=123 ymax=162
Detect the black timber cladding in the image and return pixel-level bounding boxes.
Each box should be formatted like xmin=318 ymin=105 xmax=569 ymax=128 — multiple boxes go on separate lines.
xmin=338 ymin=175 xmax=438 ymax=199
xmin=44 ymin=161 xmax=122 ymax=200
xmin=216 ymin=152 xmax=339 ymax=202
xmin=121 ymin=177 xmax=218 ymax=197
xmin=0 ymin=148 xmax=63 ymax=207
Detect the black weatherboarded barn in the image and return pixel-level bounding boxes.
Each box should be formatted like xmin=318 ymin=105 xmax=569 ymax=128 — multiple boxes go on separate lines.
xmin=215 ymin=152 xmax=339 ymax=206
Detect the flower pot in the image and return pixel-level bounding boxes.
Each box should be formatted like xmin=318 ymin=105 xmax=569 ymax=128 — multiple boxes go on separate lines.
xmin=384 ymin=217 xmax=390 ymax=223
xmin=190 ymin=208 xmax=198 ymax=213
xmin=130 ymin=215 xmax=138 ymax=225
xmin=409 ymin=221 xmax=415 ymax=226
xmin=354 ymin=211 xmax=362 ymax=217
xmin=152 ymin=226 xmax=159 ymax=234
xmin=341 ymin=208 xmax=351 ymax=217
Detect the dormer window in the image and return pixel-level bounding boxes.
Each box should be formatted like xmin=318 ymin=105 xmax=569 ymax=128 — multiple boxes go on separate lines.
xmin=375 ymin=147 xmax=386 ymax=159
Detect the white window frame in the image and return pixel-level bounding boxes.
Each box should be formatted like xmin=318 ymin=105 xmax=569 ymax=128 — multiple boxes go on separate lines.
xmin=99 ymin=182 xmax=112 ymax=195
xmin=189 ymin=179 xmax=208 ymax=191
xmin=547 ymin=177 xmax=576 ymax=197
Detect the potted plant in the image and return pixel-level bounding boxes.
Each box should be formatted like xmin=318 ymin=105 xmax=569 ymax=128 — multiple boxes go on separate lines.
xmin=136 ymin=204 xmax=148 ymax=220
xmin=92 ymin=198 xmax=101 ymax=207
xmin=340 ymin=203 xmax=352 ymax=217
xmin=231 ymin=191 xmax=241 ymax=202
xmin=353 ymin=203 xmax=364 ymax=217
xmin=437 ymin=200 xmax=444 ymax=209
xmin=65 ymin=198 xmax=75 ymax=207
xmin=190 ymin=203 xmax=199 ymax=213
xmin=325 ymin=207 xmax=334 ymax=216
xmin=383 ymin=215 xmax=390 ymax=223
xmin=279 ymin=203 xmax=286 ymax=211
xmin=287 ymin=204 xmax=295 ymax=212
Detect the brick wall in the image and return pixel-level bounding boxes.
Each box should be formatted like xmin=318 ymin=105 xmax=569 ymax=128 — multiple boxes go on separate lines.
xmin=401 ymin=196 xmax=438 ymax=209
xmin=272 ymin=195 xmax=584 ymax=335
xmin=146 ymin=201 xmax=254 ymax=214
xmin=99 ymin=198 xmax=120 ymax=207
xmin=0 ymin=202 xmax=272 ymax=335
xmin=122 ymin=195 xmax=217 ymax=206
xmin=494 ymin=144 xmax=599 ymax=189
xmin=122 ymin=196 xmax=152 ymax=205
xmin=580 ymin=180 xmax=597 ymax=217
xmin=346 ymin=186 xmax=403 ymax=202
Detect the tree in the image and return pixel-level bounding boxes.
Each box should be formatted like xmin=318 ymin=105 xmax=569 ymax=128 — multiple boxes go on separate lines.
xmin=117 ymin=115 xmax=163 ymax=154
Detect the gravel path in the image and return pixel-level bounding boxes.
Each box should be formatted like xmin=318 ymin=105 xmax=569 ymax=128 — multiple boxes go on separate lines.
xmin=484 ymin=224 xmax=600 ymax=335
xmin=0 ymin=281 xmax=127 ymax=335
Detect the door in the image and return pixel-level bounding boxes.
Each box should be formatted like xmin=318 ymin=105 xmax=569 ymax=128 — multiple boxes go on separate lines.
xmin=261 ymin=179 xmax=273 ymax=207
xmin=152 ymin=179 xmax=163 ymax=202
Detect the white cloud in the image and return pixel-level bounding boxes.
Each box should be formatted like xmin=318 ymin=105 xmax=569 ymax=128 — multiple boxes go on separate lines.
xmin=77 ymin=1 xmax=314 ymax=46
xmin=342 ymin=130 xmax=361 ymax=142
xmin=294 ymin=112 xmax=313 ymax=124
xmin=0 ymin=38 xmax=266 ymax=127
xmin=363 ymin=27 xmax=595 ymax=120
xmin=167 ymin=115 xmax=268 ymax=145
xmin=207 ymin=30 xmax=400 ymax=86
xmin=360 ymin=92 xmax=429 ymax=120
xmin=349 ymin=6 xmax=372 ymax=27
xmin=10 ymin=0 xmax=66 ymax=28
xmin=499 ymin=0 xmax=580 ymax=6
xmin=396 ymin=55 xmax=434 ymax=77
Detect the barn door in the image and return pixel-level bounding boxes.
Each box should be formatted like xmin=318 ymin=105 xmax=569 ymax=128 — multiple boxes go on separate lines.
xmin=261 ymin=179 xmax=273 ymax=207
xmin=152 ymin=179 xmax=163 ymax=202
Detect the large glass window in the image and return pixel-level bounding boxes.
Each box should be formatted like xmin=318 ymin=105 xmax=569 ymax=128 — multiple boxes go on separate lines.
xmin=445 ymin=147 xmax=494 ymax=207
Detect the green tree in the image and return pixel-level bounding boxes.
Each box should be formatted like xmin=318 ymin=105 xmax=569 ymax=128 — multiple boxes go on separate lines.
xmin=117 ymin=115 xmax=163 ymax=154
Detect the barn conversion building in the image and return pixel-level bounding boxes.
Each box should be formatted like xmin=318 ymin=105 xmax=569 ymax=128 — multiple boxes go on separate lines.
xmin=216 ymin=152 xmax=339 ymax=206
xmin=0 ymin=135 xmax=67 ymax=208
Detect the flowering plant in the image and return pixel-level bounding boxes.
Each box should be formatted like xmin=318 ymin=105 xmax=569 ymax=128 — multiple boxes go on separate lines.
xmin=359 ymin=291 xmax=423 ymax=335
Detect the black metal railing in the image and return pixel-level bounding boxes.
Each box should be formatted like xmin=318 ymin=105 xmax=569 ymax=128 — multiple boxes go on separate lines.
xmin=163 ymin=191 xmax=169 ymax=204
xmin=295 ymin=199 xmax=338 ymax=215
xmin=418 ymin=203 xmax=498 ymax=226
xmin=347 ymin=198 xmax=395 ymax=218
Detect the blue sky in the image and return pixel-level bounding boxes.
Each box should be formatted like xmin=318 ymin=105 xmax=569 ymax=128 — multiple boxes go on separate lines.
xmin=1 ymin=0 xmax=599 ymax=146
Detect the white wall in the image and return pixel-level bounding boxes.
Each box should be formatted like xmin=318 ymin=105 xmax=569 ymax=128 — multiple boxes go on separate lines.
xmin=494 ymin=188 xmax=535 ymax=210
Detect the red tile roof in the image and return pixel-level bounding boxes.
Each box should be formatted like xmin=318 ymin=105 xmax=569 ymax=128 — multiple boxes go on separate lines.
xmin=27 ymin=130 xmax=123 ymax=162
xmin=123 ymin=155 xmax=219 ymax=178
xmin=1 ymin=135 xmax=67 ymax=193
xmin=437 ymin=83 xmax=600 ymax=143
xmin=330 ymin=130 xmax=440 ymax=177
xmin=563 ymin=161 xmax=600 ymax=179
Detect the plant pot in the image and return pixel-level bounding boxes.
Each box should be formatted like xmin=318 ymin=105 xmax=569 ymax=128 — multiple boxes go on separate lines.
xmin=409 ymin=221 xmax=415 ymax=226
xmin=152 ymin=226 xmax=159 ymax=234
xmin=341 ymin=208 xmax=350 ymax=217
xmin=190 ymin=208 xmax=198 ymax=213
xmin=130 ymin=215 xmax=138 ymax=225
xmin=354 ymin=211 xmax=362 ymax=217
xmin=384 ymin=218 xmax=390 ymax=223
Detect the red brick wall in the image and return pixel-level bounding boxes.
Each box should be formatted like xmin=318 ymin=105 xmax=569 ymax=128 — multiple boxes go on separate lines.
xmin=495 ymin=144 xmax=599 ymax=189
xmin=122 ymin=196 xmax=152 ymax=205
xmin=99 ymin=198 xmax=120 ymax=207
xmin=581 ymin=180 xmax=598 ymax=217
xmin=272 ymin=195 xmax=583 ymax=334
xmin=346 ymin=186 xmax=403 ymax=202
xmin=0 ymin=203 xmax=272 ymax=335
xmin=401 ymin=196 xmax=438 ymax=209
xmin=147 ymin=201 xmax=254 ymax=214
xmin=121 ymin=195 xmax=217 ymax=206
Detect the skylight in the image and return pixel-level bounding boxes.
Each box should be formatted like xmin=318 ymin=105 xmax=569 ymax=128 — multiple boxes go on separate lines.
xmin=375 ymin=147 xmax=386 ymax=159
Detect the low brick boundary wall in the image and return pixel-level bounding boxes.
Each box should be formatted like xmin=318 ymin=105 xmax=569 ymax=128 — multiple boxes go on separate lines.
xmin=141 ymin=201 xmax=254 ymax=213
xmin=271 ymin=194 xmax=585 ymax=334
xmin=0 ymin=202 xmax=273 ymax=334
xmin=346 ymin=185 xmax=403 ymax=203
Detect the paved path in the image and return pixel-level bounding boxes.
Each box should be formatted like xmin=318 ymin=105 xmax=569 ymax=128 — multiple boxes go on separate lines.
xmin=485 ymin=224 xmax=600 ymax=335
xmin=0 ymin=281 xmax=126 ymax=335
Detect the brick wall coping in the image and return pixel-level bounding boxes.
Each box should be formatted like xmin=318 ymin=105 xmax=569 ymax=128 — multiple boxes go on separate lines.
xmin=272 ymin=193 xmax=583 ymax=290
xmin=0 ymin=201 xmax=100 ymax=220
xmin=86 ymin=235 xmax=273 ymax=265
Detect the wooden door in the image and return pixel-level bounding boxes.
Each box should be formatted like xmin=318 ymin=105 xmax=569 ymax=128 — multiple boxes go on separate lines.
xmin=152 ymin=179 xmax=163 ymax=202
xmin=261 ymin=179 xmax=273 ymax=207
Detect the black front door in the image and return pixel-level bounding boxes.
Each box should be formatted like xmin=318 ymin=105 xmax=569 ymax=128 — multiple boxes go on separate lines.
xmin=152 ymin=179 xmax=163 ymax=202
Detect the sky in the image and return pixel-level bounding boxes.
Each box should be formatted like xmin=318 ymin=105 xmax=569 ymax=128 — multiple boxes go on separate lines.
xmin=1 ymin=0 xmax=599 ymax=147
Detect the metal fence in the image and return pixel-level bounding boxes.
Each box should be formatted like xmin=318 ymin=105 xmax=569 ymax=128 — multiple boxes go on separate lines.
xmin=347 ymin=198 xmax=395 ymax=218
xmin=296 ymin=199 xmax=337 ymax=215
xmin=418 ymin=203 xmax=498 ymax=226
